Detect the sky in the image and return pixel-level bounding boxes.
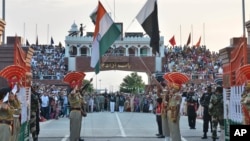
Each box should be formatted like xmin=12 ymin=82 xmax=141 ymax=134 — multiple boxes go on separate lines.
xmin=1 ymin=0 xmax=250 ymax=91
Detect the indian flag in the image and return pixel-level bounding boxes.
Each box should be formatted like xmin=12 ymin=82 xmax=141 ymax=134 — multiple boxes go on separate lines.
xmin=90 ymin=1 xmax=121 ymax=74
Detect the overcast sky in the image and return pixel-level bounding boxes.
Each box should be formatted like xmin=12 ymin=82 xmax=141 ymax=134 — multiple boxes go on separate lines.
xmin=2 ymin=0 xmax=250 ymax=91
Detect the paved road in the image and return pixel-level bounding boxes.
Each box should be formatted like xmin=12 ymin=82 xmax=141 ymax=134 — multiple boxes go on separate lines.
xmin=37 ymin=112 xmax=218 ymax=141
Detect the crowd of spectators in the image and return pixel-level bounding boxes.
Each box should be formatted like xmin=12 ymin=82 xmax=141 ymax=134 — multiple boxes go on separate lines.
xmin=29 ymin=44 xmax=223 ymax=121
xmin=31 ymin=44 xmax=66 ymax=80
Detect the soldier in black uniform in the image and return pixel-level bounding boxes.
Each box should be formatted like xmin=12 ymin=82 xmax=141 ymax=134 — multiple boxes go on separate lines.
xmin=186 ymin=87 xmax=199 ymax=129
xmin=200 ymin=86 xmax=213 ymax=139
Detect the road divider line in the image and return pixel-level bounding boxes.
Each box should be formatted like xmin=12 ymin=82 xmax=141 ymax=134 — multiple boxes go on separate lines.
xmin=61 ymin=134 xmax=69 ymax=141
xmin=115 ymin=113 xmax=126 ymax=137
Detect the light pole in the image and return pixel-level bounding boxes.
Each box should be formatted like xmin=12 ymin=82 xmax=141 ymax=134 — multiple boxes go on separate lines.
xmin=99 ymin=79 xmax=101 ymax=92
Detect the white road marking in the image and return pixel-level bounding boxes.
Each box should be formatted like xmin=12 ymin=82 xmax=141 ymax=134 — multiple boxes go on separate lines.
xmin=61 ymin=134 xmax=69 ymax=141
xmin=115 ymin=112 xmax=126 ymax=137
xmin=181 ymin=136 xmax=188 ymax=141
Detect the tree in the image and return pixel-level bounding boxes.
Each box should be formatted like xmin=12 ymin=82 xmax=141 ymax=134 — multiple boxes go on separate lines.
xmin=119 ymin=72 xmax=145 ymax=94
xmin=82 ymin=79 xmax=94 ymax=93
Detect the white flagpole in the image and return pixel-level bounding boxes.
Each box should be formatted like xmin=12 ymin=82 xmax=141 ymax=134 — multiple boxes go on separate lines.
xmin=242 ymin=0 xmax=246 ymax=37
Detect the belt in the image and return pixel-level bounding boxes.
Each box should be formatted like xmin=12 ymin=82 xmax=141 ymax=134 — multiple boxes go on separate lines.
xmin=0 ymin=120 xmax=12 ymax=125
xmin=71 ymin=108 xmax=81 ymax=111
xmin=168 ymin=106 xmax=176 ymax=110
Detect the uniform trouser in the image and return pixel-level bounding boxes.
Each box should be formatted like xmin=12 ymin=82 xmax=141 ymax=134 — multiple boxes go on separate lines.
xmin=161 ymin=114 xmax=170 ymax=137
xmin=0 ymin=124 xmax=11 ymax=141
xmin=11 ymin=117 xmax=20 ymax=141
xmin=187 ymin=106 xmax=196 ymax=128
xmin=203 ymin=108 xmax=212 ymax=133
xmin=156 ymin=115 xmax=163 ymax=135
xmin=30 ymin=111 xmax=38 ymax=141
xmin=212 ymin=115 xmax=224 ymax=139
xmin=70 ymin=110 xmax=82 ymax=141
xmin=110 ymin=102 xmax=115 ymax=112
xmin=167 ymin=111 xmax=181 ymax=141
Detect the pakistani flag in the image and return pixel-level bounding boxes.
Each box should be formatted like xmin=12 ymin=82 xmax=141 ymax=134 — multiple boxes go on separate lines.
xmin=136 ymin=0 xmax=160 ymax=55
xmin=90 ymin=1 xmax=121 ymax=74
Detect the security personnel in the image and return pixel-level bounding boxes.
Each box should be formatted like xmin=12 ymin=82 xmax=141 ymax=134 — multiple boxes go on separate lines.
xmin=0 ymin=87 xmax=14 ymax=141
xmin=8 ymin=85 xmax=21 ymax=141
xmin=209 ymin=86 xmax=224 ymax=141
xmin=241 ymin=82 xmax=250 ymax=125
xmin=30 ymin=85 xmax=41 ymax=141
xmin=200 ymin=86 xmax=213 ymax=139
xmin=68 ymin=85 xmax=84 ymax=141
xmin=161 ymin=86 xmax=171 ymax=141
xmin=167 ymin=84 xmax=182 ymax=141
xmin=186 ymin=87 xmax=199 ymax=129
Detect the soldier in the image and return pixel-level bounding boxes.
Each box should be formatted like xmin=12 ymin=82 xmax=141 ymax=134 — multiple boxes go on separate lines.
xmin=30 ymin=84 xmax=41 ymax=141
xmin=200 ymin=85 xmax=213 ymax=139
xmin=186 ymin=87 xmax=199 ymax=129
xmin=241 ymin=82 xmax=250 ymax=125
xmin=167 ymin=84 xmax=182 ymax=141
xmin=0 ymin=87 xmax=14 ymax=141
xmin=209 ymin=86 xmax=224 ymax=141
xmin=8 ymin=84 xmax=21 ymax=141
xmin=161 ymin=86 xmax=171 ymax=141
xmin=68 ymin=84 xmax=85 ymax=141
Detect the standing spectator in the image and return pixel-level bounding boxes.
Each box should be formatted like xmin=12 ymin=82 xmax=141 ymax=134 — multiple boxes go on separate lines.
xmin=200 ymin=86 xmax=213 ymax=139
xmin=40 ymin=92 xmax=50 ymax=120
xmin=99 ymin=94 xmax=105 ymax=112
xmin=186 ymin=87 xmax=199 ymax=129
xmin=118 ymin=93 xmax=126 ymax=112
xmin=62 ymin=92 xmax=69 ymax=117
xmin=109 ymin=94 xmax=116 ymax=113
xmin=88 ymin=95 xmax=94 ymax=113
xmin=209 ymin=86 xmax=224 ymax=141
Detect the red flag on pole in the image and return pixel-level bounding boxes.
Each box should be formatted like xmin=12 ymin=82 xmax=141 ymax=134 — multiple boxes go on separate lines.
xmin=186 ymin=33 xmax=191 ymax=46
xmin=169 ymin=35 xmax=176 ymax=46
xmin=195 ymin=36 xmax=201 ymax=47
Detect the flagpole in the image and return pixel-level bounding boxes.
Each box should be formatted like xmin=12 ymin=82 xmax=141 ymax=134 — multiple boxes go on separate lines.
xmin=180 ymin=25 xmax=182 ymax=46
xmin=113 ymin=0 xmax=115 ymax=22
xmin=191 ymin=24 xmax=193 ymax=46
xmin=23 ymin=23 xmax=25 ymax=45
xmin=47 ymin=24 xmax=49 ymax=44
xmin=203 ymin=23 xmax=205 ymax=46
xmin=242 ymin=0 xmax=246 ymax=37
xmin=2 ymin=0 xmax=5 ymax=44
xmin=36 ymin=24 xmax=37 ymax=40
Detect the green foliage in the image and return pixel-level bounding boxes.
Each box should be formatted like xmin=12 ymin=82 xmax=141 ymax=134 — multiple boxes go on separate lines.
xmin=119 ymin=72 xmax=145 ymax=94
xmin=82 ymin=79 xmax=94 ymax=93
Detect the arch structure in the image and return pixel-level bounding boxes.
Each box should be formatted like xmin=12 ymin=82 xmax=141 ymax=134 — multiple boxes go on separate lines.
xmin=219 ymin=32 xmax=250 ymax=140
xmin=64 ymin=22 xmax=165 ymax=77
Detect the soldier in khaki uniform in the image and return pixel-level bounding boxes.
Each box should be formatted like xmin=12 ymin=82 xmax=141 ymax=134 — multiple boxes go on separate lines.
xmin=156 ymin=84 xmax=171 ymax=141
xmin=0 ymin=87 xmax=14 ymax=141
xmin=162 ymin=72 xmax=189 ymax=141
xmin=241 ymin=82 xmax=250 ymax=125
xmin=68 ymin=84 xmax=85 ymax=141
xmin=167 ymin=84 xmax=182 ymax=141
xmin=8 ymin=85 xmax=21 ymax=141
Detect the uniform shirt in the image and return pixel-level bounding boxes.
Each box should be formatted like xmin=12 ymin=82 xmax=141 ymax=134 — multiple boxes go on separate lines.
xmin=242 ymin=92 xmax=250 ymax=110
xmin=68 ymin=92 xmax=82 ymax=108
xmin=0 ymin=102 xmax=14 ymax=121
xmin=9 ymin=97 xmax=21 ymax=116
xmin=208 ymin=94 xmax=223 ymax=117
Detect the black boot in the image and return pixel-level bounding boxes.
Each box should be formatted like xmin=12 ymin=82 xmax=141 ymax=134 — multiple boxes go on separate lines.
xmin=201 ymin=132 xmax=207 ymax=139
